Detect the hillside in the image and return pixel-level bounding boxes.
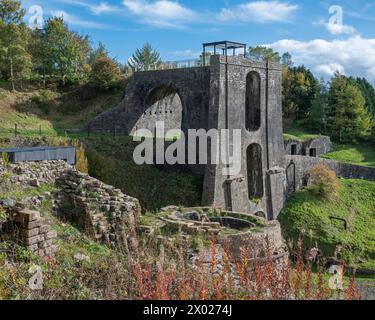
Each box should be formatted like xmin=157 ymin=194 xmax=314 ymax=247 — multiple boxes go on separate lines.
xmin=0 ymin=87 xmax=123 ymax=137
xmin=279 ymin=179 xmax=375 ymax=269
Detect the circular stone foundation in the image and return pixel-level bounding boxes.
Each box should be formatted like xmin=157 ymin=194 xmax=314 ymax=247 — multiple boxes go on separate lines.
xmin=209 ymin=217 xmax=255 ymax=230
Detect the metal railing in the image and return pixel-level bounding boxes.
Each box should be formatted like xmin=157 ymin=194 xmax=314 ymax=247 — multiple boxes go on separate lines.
xmin=134 ymin=58 xmax=208 ymax=72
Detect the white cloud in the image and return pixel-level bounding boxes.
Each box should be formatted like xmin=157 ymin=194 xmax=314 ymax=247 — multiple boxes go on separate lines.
xmin=54 ymin=0 xmax=119 ymax=16
xmin=51 ymin=10 xmax=112 ymax=29
xmin=314 ymin=19 xmax=357 ymax=36
xmin=90 ymin=2 xmax=118 ymax=15
xmin=268 ymin=36 xmax=375 ymax=82
xmin=316 ymin=63 xmax=345 ymax=76
xmin=122 ymin=0 xmax=197 ymax=28
xmin=218 ymin=1 xmax=298 ymax=23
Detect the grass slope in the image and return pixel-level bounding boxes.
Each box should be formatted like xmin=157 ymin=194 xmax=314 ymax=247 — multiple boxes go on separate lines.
xmin=279 ymin=179 xmax=375 ymax=269
xmin=283 ymin=128 xmax=321 ymax=142
xmin=322 ymin=143 xmax=375 ymax=168
xmin=83 ymin=136 xmax=203 ymax=211
xmin=0 ymin=87 xmax=122 ymax=137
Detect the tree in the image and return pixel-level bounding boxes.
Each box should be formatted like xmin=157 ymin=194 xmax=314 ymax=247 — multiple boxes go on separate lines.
xmin=282 ymin=65 xmax=319 ymax=121
xmin=248 ymin=46 xmax=280 ymax=63
xmin=42 ymin=17 xmax=91 ymax=85
xmin=90 ymin=56 xmax=120 ymax=90
xmin=282 ymin=52 xmax=293 ymax=68
xmin=327 ymin=73 xmax=374 ymax=142
xmin=89 ymin=41 xmax=109 ymax=65
xmin=348 ymin=77 xmax=375 ymax=119
xmin=0 ymin=0 xmax=25 ymax=24
xmin=307 ymin=78 xmax=328 ymax=133
xmin=128 ymin=43 xmax=161 ymax=71
xmin=0 ymin=0 xmax=31 ymax=90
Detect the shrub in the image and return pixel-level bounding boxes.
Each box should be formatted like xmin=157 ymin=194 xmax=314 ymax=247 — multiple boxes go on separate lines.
xmin=75 ymin=143 xmax=89 ymax=174
xmin=31 ymin=90 xmax=56 ymax=115
xmin=1 ymin=152 xmax=10 ymax=167
xmin=309 ymin=164 xmax=341 ymax=200
xmin=90 ymin=57 xmax=120 ymax=90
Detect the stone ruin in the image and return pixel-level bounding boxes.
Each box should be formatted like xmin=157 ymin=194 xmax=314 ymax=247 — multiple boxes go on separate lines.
xmin=139 ymin=206 xmax=287 ymax=262
xmin=0 ymin=159 xmax=141 ymax=255
xmin=88 ymin=41 xmax=375 ymax=220
xmin=54 ymin=169 xmax=141 ymax=249
xmin=1 ymin=204 xmax=57 ymax=259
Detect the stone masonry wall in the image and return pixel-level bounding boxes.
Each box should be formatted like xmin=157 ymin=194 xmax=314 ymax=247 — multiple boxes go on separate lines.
xmin=0 ymin=159 xmax=142 ymax=251
xmin=55 ymin=170 xmax=141 ymax=249
xmin=0 ymin=160 xmax=72 ymax=186
xmin=2 ymin=204 xmax=57 ymax=258
xmin=286 ymin=155 xmax=375 ymax=193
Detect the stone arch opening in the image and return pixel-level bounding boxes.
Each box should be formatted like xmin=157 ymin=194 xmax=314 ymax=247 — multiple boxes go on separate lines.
xmin=132 ymin=85 xmax=183 ymax=136
xmin=245 ymin=71 xmax=261 ymax=131
xmin=247 ymin=143 xmax=264 ymax=199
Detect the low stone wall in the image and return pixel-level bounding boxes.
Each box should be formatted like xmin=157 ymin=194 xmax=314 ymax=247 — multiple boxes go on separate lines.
xmin=2 ymin=204 xmax=57 ymax=258
xmin=55 ymin=170 xmax=141 ymax=249
xmin=285 ymin=155 xmax=375 ymax=192
xmin=0 ymin=159 xmax=71 ymax=186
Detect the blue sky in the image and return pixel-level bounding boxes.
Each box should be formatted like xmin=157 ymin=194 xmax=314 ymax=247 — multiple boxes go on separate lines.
xmin=21 ymin=0 xmax=375 ymax=82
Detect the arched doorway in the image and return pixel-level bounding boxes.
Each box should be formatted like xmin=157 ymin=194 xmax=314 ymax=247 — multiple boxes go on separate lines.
xmin=245 ymin=71 xmax=261 ymax=131
xmin=247 ymin=143 xmax=264 ymax=200
xmin=132 ymin=85 xmax=183 ymax=137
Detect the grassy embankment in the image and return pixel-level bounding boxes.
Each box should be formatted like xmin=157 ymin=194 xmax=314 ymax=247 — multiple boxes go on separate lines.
xmin=280 ymin=178 xmax=375 ymax=269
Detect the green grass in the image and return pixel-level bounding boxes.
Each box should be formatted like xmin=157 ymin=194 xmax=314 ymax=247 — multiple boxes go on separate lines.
xmin=84 ymin=136 xmax=203 ymax=211
xmin=279 ymin=179 xmax=375 ymax=269
xmin=0 ymin=87 xmax=122 ymax=138
xmin=283 ymin=128 xmax=321 ymax=142
xmin=322 ymin=143 xmax=375 ymax=168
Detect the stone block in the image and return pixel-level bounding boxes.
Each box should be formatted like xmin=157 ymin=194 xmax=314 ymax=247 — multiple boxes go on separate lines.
xmin=12 ymin=209 xmax=40 ymax=223
xmin=26 ymin=220 xmax=43 ymax=230
xmin=39 ymin=224 xmax=51 ymax=234
xmin=20 ymin=228 xmax=40 ymax=238
xmin=26 ymin=244 xmax=38 ymax=252
xmin=24 ymin=235 xmax=45 ymax=246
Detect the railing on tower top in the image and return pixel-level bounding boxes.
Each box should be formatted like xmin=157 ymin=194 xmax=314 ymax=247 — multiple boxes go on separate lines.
xmin=134 ymin=53 xmax=252 ymax=72
xmin=134 ymin=59 xmax=206 ymax=72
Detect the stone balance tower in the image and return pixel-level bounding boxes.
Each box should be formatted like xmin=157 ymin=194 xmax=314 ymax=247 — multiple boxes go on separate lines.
xmin=88 ymin=41 xmax=287 ymax=220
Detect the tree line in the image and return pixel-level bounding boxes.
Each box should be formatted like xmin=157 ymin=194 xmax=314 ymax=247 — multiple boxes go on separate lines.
xmin=0 ymin=0 xmax=160 ymax=90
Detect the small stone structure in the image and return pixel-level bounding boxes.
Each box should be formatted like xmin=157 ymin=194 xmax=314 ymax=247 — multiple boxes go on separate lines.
xmin=2 ymin=205 xmax=57 ymax=258
xmin=284 ymin=136 xmax=332 ymax=157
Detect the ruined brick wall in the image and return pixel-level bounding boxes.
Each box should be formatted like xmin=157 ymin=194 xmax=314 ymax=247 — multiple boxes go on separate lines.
xmin=0 ymin=159 xmax=72 ymax=186
xmin=3 ymin=205 xmax=57 ymax=258
xmin=0 ymin=159 xmax=142 ymax=252
xmin=55 ymin=170 xmax=141 ymax=249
